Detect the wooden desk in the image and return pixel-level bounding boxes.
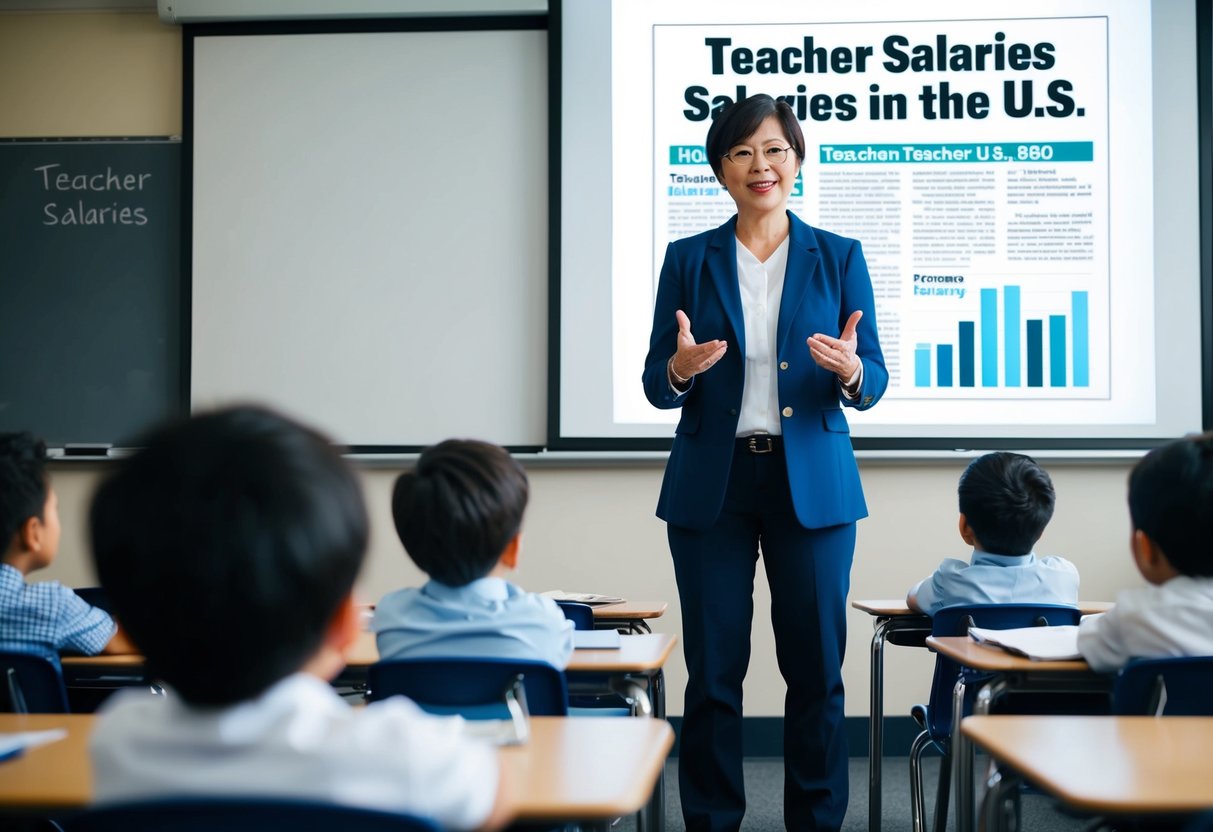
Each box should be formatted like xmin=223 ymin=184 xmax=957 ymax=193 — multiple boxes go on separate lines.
xmin=62 ymin=632 xmax=680 ymax=719
xmin=926 ymin=636 xmax=1109 ymax=832
xmin=0 ymin=713 xmax=674 ymax=825
xmin=851 ymin=600 xmax=1111 ymax=832
xmin=591 ymin=600 xmax=669 ymax=633
xmin=963 ymin=716 xmax=1213 ymax=831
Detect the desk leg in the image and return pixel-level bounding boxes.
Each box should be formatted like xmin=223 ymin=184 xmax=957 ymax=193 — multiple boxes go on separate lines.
xmin=980 ymin=764 xmax=1020 ymax=832
xmin=957 ymin=678 xmax=1010 ymax=832
xmin=869 ymin=619 xmax=889 ymax=832
xmin=951 ymin=676 xmax=971 ymax=832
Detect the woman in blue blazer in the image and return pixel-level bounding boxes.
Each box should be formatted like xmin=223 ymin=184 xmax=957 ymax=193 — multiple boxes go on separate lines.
xmin=642 ymin=95 xmax=887 ymax=832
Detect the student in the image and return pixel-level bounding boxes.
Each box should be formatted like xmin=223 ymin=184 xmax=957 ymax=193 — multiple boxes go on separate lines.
xmin=374 ymin=439 xmax=573 ymax=669
xmin=0 ymin=432 xmax=132 ymax=663
xmin=906 ymin=451 xmax=1079 ymax=616
xmin=87 ymin=407 xmax=512 ymax=831
xmin=1078 ymin=431 xmax=1213 ymax=672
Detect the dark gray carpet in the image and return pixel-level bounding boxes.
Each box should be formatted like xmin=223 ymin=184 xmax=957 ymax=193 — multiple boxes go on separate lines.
xmin=619 ymin=755 xmax=1090 ymax=832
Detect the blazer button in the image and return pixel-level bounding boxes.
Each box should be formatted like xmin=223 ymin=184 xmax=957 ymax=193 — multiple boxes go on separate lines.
xmin=779 ymin=361 xmax=788 ymax=370
xmin=863 ymin=396 xmax=873 ymax=405
xmin=782 ymin=406 xmax=793 ymax=417
xmin=729 ymin=408 xmax=738 ymax=416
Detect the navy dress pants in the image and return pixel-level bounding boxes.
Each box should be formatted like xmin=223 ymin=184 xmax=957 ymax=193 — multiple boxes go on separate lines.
xmin=669 ymin=442 xmax=855 ymax=832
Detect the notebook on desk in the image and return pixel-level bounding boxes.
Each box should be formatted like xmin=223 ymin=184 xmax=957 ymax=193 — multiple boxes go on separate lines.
xmin=969 ymin=625 xmax=1082 ymax=661
xmin=541 ymin=590 xmax=625 ymax=605
xmin=573 ymin=630 xmax=622 ymax=649
xmin=0 ymin=729 xmax=67 ymax=763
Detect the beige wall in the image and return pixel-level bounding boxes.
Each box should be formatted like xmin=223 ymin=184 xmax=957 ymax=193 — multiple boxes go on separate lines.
xmin=11 ymin=11 xmax=1145 ymax=719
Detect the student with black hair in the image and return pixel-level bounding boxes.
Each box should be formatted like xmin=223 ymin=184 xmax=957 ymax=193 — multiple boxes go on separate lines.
xmin=1078 ymin=431 xmax=1213 ymax=672
xmin=373 ymin=439 xmax=572 ymax=669
xmin=0 ymin=432 xmax=133 ymax=663
xmin=906 ymin=451 xmax=1080 ymax=616
xmin=88 ymin=407 xmax=512 ymax=831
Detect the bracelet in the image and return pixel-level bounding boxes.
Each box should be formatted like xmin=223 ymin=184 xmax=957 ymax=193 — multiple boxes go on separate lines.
xmin=668 ymin=357 xmax=690 ymax=386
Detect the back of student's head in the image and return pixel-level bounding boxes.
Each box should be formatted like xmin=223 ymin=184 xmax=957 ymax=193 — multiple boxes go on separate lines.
xmin=0 ymin=432 xmax=49 ymax=553
xmin=89 ymin=405 xmax=369 ymax=707
xmin=391 ymin=439 xmax=528 ymax=587
xmin=1127 ymin=431 xmax=1213 ymax=578
xmin=957 ymin=451 xmax=1055 ymax=556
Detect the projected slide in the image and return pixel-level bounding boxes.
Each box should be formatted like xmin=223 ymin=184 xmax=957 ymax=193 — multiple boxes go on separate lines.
xmin=605 ymin=0 xmax=1156 ymax=433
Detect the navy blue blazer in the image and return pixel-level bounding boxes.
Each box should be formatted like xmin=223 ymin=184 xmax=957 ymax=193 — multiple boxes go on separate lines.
xmin=642 ymin=212 xmax=888 ymax=531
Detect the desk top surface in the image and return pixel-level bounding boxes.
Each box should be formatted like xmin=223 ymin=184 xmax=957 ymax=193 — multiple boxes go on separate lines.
xmin=851 ymin=600 xmax=1113 ymax=617
xmin=0 ymin=713 xmax=673 ymax=821
xmin=962 ymin=715 xmax=1213 ymax=814
xmin=590 ymin=601 xmax=668 ymax=620
xmin=925 ymin=635 xmax=1092 ymax=672
xmin=62 ymin=632 xmax=681 ymax=674
xmin=347 ymin=631 xmax=679 ymax=671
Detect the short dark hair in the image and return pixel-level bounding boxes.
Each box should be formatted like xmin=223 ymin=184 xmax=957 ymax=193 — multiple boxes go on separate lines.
xmin=391 ymin=439 xmax=528 ymax=587
xmin=705 ymin=93 xmax=806 ymax=183
xmin=0 ymin=432 xmax=49 ymax=554
xmin=957 ymin=452 xmax=1055 ymax=556
xmin=1127 ymin=432 xmax=1213 ymax=577
xmin=89 ymin=406 xmax=368 ymax=707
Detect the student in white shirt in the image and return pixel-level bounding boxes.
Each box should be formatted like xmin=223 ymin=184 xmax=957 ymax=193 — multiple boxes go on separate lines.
xmin=907 ymin=452 xmax=1080 ymax=617
xmin=87 ymin=406 xmax=513 ymax=831
xmin=374 ymin=439 xmax=573 ymax=669
xmin=1078 ymin=431 xmax=1213 ymax=672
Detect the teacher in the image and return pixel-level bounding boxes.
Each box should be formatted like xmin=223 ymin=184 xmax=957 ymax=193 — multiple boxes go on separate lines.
xmin=642 ymin=94 xmax=887 ymax=832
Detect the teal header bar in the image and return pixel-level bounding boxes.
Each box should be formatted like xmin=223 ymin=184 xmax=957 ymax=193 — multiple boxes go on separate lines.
xmin=818 ymin=141 xmax=1094 ymax=164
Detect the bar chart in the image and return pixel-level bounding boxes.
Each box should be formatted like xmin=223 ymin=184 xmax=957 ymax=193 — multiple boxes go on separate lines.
xmin=911 ymin=285 xmax=1092 ymax=392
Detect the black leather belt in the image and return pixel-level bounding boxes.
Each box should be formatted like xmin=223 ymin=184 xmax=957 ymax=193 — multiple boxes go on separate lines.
xmin=736 ymin=435 xmax=782 ymax=454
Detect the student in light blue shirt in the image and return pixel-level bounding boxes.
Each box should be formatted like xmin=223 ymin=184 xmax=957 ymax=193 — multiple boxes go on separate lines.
xmin=374 ymin=439 xmax=573 ymax=669
xmin=907 ymin=452 xmax=1079 ymax=617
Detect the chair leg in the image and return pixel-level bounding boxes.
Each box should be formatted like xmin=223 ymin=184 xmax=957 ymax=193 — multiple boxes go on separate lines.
xmin=909 ymin=730 xmax=931 ymax=832
xmin=932 ymin=750 xmax=952 ymax=832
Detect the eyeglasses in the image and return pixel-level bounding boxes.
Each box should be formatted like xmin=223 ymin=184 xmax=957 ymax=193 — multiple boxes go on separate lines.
xmin=722 ymin=146 xmax=793 ymax=166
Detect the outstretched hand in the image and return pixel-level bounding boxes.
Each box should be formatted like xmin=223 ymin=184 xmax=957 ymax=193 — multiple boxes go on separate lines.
xmin=807 ymin=310 xmax=862 ymax=381
xmin=670 ymin=309 xmax=727 ymax=382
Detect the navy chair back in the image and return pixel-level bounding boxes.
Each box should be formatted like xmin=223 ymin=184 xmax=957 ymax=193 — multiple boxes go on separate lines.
xmin=0 ymin=650 xmax=69 ymax=713
xmin=925 ymin=603 xmax=1082 ymax=741
xmin=367 ymin=657 xmax=569 ymax=717
xmin=63 ymin=799 xmax=441 ymax=831
xmin=1112 ymin=656 xmax=1213 ymax=716
xmin=555 ymin=601 xmax=595 ymax=630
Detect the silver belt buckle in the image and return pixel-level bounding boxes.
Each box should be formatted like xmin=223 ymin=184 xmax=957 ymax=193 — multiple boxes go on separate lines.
xmin=747 ymin=436 xmax=774 ymax=454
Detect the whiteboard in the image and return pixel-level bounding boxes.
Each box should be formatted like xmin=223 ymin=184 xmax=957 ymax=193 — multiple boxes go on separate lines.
xmin=189 ymin=25 xmax=548 ymax=448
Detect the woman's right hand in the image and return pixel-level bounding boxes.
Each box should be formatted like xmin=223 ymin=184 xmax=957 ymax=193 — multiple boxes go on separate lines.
xmin=670 ymin=309 xmax=727 ymax=383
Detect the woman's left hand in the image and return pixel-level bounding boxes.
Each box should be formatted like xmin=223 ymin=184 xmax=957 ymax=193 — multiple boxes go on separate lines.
xmin=807 ymin=310 xmax=862 ymax=381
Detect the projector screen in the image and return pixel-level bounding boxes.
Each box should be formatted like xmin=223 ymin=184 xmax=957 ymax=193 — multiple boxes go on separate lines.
xmin=554 ymin=0 xmax=1208 ymax=450
xmin=188 ymin=21 xmax=548 ymax=450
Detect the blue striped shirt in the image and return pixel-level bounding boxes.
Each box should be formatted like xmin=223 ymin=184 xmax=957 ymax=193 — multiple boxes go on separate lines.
xmin=0 ymin=563 xmax=115 ymax=664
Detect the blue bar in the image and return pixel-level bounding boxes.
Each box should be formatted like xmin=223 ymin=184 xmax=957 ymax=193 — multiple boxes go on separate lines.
xmin=915 ymin=344 xmax=931 ymax=387
xmin=1050 ymin=315 xmax=1067 ymax=387
xmin=1027 ymin=320 xmax=1043 ymax=387
xmin=959 ymin=321 xmax=975 ymax=387
xmin=1005 ymin=286 xmax=1021 ymax=387
xmin=937 ymin=344 xmax=954 ymax=387
xmin=1072 ymin=292 xmax=1089 ymax=387
xmin=981 ymin=289 xmax=997 ymax=386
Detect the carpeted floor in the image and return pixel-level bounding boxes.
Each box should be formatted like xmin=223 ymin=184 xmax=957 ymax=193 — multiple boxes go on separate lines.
xmin=619 ymin=755 xmax=1092 ymax=832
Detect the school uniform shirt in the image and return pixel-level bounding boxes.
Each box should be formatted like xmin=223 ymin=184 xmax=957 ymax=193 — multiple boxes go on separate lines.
xmin=374 ymin=577 xmax=574 ymax=669
xmin=0 ymin=563 xmax=115 ymax=663
xmin=90 ymin=672 xmax=498 ymax=830
xmin=1077 ymin=574 xmax=1213 ymax=673
xmin=908 ymin=550 xmax=1080 ymax=618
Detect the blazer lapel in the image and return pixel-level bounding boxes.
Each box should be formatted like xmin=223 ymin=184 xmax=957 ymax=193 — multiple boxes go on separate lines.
xmin=777 ymin=213 xmax=821 ymax=355
xmin=707 ymin=216 xmax=746 ymax=356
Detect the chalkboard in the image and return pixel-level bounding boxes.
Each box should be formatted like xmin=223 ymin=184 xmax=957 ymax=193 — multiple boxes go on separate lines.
xmin=0 ymin=139 xmax=181 ymax=446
